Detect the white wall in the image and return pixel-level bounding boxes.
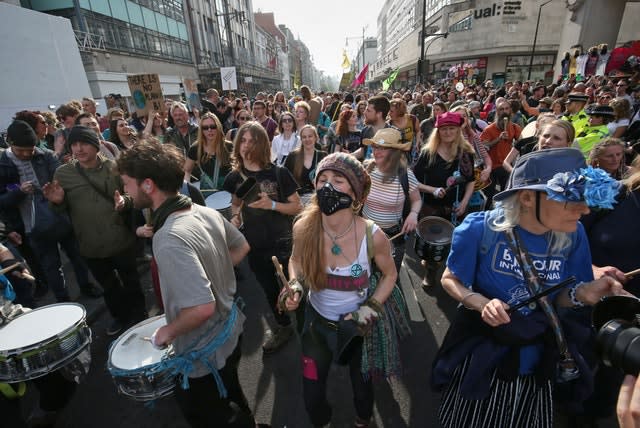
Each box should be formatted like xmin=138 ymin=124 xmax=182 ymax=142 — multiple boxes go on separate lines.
xmin=0 ymin=3 xmax=92 ymax=131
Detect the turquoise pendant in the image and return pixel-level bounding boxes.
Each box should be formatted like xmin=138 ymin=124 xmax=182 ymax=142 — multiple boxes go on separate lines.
xmin=351 ymin=263 xmax=363 ymax=278
xmin=331 ymin=243 xmax=342 ymax=255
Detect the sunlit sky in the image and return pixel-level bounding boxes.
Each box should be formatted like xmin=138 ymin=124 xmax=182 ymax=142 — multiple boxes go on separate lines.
xmin=251 ymin=0 xmax=386 ymax=77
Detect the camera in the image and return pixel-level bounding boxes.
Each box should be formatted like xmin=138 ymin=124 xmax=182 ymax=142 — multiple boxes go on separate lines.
xmin=593 ymin=295 xmax=640 ymax=375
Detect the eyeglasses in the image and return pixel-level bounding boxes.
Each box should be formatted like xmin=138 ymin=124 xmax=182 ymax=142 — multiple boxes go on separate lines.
xmin=201 ymin=125 xmax=217 ymax=131
xmin=238 ymin=116 xmax=250 ymax=121
xmin=281 ymin=118 xmax=293 ymax=123
xmin=599 ymin=95 xmax=612 ymax=99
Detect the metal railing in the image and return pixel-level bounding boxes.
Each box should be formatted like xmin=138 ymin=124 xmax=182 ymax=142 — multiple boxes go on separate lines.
xmin=74 ymin=30 xmax=106 ymax=52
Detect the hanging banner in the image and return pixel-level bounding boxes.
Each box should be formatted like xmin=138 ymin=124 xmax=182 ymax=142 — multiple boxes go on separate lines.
xmin=182 ymin=78 xmax=201 ymax=111
xmin=126 ymin=73 xmax=164 ymax=116
xmin=220 ymin=67 xmax=238 ymax=91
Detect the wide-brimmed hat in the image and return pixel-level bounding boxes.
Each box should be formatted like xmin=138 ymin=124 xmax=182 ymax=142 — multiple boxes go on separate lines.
xmin=494 ymin=148 xmax=586 ymax=201
xmin=494 ymin=147 xmax=620 ymax=208
xmin=362 ymin=128 xmax=410 ymax=151
xmin=585 ymin=104 xmax=615 ymax=117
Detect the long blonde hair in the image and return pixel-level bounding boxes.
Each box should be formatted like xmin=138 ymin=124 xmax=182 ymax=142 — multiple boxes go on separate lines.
xmin=293 ymin=201 xmax=327 ymax=290
xmin=422 ymin=125 xmax=474 ymax=165
xmin=196 ymin=113 xmax=231 ymax=167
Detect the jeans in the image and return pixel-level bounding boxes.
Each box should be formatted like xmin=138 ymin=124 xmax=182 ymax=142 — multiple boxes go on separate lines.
xmin=27 ymin=231 xmax=90 ymax=302
xmin=85 ymin=245 xmax=147 ymax=323
xmin=174 ymin=337 xmax=254 ymax=428
xmin=301 ymin=305 xmax=373 ymax=427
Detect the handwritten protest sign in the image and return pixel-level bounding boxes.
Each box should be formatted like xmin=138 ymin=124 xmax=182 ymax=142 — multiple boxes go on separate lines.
xmin=127 ymin=74 xmax=164 ymax=116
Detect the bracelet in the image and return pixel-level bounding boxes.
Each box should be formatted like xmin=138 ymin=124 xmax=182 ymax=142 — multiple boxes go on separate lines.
xmin=568 ymin=283 xmax=585 ymax=307
xmin=461 ymin=292 xmax=480 ymax=310
xmin=432 ymin=187 xmax=443 ymax=196
xmin=365 ymin=297 xmax=384 ymax=315
xmin=271 ymin=200 xmax=276 ymax=211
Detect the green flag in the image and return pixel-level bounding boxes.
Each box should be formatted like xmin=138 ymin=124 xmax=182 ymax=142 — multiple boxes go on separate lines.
xmin=382 ymin=68 xmax=399 ymax=91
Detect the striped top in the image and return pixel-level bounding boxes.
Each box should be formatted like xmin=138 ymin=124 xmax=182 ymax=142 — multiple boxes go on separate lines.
xmin=362 ymin=167 xmax=419 ymax=229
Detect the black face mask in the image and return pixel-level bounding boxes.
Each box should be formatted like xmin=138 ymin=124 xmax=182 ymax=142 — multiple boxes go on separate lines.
xmin=316 ymin=182 xmax=353 ymax=216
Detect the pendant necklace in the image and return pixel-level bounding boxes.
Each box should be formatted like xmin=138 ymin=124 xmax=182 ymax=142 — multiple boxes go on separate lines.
xmin=323 ymin=217 xmax=354 ymax=256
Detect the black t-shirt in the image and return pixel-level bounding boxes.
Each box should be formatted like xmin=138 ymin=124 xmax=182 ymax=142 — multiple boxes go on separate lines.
xmin=222 ymin=165 xmax=298 ymax=250
xmin=283 ymin=150 xmax=327 ymax=194
xmin=187 ymin=142 xmax=233 ymax=190
xmin=338 ymin=130 xmax=363 ymax=153
xmin=413 ymin=150 xmax=474 ymax=208
xmin=513 ymin=136 xmax=538 ymax=156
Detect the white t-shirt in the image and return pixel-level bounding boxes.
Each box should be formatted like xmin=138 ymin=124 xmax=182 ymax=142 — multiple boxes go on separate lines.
xmin=271 ymin=133 xmax=300 ymax=166
xmin=607 ymin=118 xmax=629 ymax=135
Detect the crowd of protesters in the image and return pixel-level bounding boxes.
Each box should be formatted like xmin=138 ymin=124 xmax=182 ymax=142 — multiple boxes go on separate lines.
xmin=1 ymin=68 xmax=640 ymax=428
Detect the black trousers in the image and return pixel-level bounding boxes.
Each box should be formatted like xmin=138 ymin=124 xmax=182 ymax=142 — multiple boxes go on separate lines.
xmin=248 ymin=250 xmax=291 ymax=327
xmin=301 ymin=305 xmax=373 ymax=427
xmin=484 ymin=166 xmax=510 ymax=206
xmin=85 ymin=245 xmax=147 ymax=323
xmin=174 ymin=337 xmax=254 ymax=428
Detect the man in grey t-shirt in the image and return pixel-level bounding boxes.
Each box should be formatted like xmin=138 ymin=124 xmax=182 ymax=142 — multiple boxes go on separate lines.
xmin=116 ymin=141 xmax=261 ymax=428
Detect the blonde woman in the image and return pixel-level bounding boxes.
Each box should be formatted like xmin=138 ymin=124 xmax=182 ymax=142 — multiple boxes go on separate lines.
xmin=283 ymin=125 xmax=327 ymax=205
xmin=608 ymin=98 xmax=631 ymax=139
xmin=183 ymin=112 xmax=232 ymax=196
xmin=589 ymin=137 xmax=631 ymax=180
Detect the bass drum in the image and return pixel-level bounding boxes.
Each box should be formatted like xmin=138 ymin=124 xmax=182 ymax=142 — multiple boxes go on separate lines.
xmin=414 ymin=216 xmax=455 ymax=264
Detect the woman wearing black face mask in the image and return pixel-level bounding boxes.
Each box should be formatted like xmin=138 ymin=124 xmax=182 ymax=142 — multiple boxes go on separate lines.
xmin=283 ymin=152 xmax=399 ymax=428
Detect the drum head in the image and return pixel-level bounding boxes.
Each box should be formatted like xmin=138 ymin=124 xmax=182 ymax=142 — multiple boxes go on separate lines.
xmin=205 ymin=191 xmax=232 ymax=210
xmin=0 ymin=303 xmax=85 ymax=352
xmin=520 ymin=121 xmax=537 ymax=139
xmin=109 ymin=316 xmax=168 ymax=370
xmin=416 ymin=216 xmax=455 ymax=244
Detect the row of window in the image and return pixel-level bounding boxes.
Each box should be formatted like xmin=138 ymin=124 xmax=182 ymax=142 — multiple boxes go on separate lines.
xmin=131 ymin=0 xmax=183 ymax=22
xmin=84 ymin=12 xmax=191 ymax=62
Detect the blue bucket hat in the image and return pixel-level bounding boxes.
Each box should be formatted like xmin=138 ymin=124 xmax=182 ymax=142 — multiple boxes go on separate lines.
xmin=494 ymin=147 xmax=619 ymax=209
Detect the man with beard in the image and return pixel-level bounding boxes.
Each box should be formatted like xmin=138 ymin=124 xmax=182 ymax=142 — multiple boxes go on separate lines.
xmin=480 ymin=100 xmax=522 ymax=203
xmin=165 ymin=102 xmax=199 ymax=155
xmin=115 ymin=141 xmax=265 ymax=428
xmin=360 ymin=95 xmax=391 ymax=159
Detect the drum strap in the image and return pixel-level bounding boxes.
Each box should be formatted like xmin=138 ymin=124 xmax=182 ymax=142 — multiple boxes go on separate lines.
xmin=164 ymin=302 xmax=240 ymax=398
xmin=0 ymin=382 xmax=26 ymax=399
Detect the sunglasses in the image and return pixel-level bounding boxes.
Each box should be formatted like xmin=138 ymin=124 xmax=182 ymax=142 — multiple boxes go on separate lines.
xmin=281 ymin=118 xmax=294 ymax=123
xmin=238 ymin=116 xmax=250 ymax=120
xmin=201 ymin=125 xmax=217 ymax=131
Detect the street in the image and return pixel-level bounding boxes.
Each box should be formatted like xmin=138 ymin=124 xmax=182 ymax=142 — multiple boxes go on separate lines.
xmin=20 ymin=239 xmax=618 ymax=427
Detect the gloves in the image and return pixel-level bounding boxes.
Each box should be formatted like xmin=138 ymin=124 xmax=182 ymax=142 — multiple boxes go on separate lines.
xmin=350 ymin=305 xmax=380 ymax=325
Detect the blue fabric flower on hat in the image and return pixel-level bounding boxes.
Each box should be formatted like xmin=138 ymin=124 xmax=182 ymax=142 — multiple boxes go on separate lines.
xmin=545 ymin=171 xmax=585 ymax=203
xmin=580 ymin=166 xmax=620 ymax=209
xmin=545 ymin=167 xmax=620 ymax=209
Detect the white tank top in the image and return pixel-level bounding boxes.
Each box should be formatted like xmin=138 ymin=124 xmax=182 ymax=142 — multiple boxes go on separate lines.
xmin=309 ymin=224 xmax=379 ymax=321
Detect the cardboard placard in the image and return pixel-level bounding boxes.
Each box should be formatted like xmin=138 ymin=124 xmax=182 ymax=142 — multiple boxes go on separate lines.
xmin=182 ymin=78 xmax=201 ymax=111
xmin=220 ymin=67 xmax=238 ymax=91
xmin=127 ymin=74 xmax=165 ymax=116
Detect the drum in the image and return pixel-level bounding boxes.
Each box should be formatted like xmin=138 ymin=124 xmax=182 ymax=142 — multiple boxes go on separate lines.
xmin=414 ymin=216 xmax=455 ymax=264
xmin=205 ymin=190 xmax=232 ymax=221
xmin=0 ymin=303 xmax=91 ymax=382
xmin=108 ymin=315 xmax=175 ymax=401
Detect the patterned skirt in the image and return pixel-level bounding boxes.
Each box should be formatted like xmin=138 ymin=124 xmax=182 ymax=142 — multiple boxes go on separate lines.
xmin=438 ymin=357 xmax=553 ymax=428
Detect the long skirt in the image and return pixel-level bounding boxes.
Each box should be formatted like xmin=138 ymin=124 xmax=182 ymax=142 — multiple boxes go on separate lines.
xmin=438 ymin=357 xmax=553 ymax=428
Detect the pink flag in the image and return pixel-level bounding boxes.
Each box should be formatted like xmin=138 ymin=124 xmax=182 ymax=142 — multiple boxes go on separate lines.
xmin=351 ymin=64 xmax=369 ymax=88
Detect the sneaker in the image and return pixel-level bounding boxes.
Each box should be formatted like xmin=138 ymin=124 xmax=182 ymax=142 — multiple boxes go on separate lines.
xmin=80 ymin=283 xmax=103 ymax=299
xmin=262 ymin=325 xmax=293 ymax=354
xmin=106 ymin=319 xmax=125 ymax=337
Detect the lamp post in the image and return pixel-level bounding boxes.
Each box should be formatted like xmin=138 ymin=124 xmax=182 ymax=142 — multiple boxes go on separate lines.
xmin=346 ymin=26 xmax=367 ymax=73
xmin=419 ymin=32 xmax=449 ymax=84
xmin=527 ymin=0 xmax=553 ymax=80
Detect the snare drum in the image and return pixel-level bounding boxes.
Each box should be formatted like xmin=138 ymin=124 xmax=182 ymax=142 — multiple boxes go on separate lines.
xmin=414 ymin=217 xmax=455 ymax=264
xmin=205 ymin=190 xmax=233 ymax=221
xmin=0 ymin=303 xmax=91 ymax=382
xmin=108 ymin=316 xmax=175 ymax=401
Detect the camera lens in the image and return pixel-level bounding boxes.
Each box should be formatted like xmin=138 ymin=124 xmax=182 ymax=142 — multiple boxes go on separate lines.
xmin=597 ymin=319 xmax=640 ymax=375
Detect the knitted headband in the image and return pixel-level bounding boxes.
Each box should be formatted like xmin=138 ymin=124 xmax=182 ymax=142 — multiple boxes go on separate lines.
xmin=315 ymin=152 xmax=371 ymax=202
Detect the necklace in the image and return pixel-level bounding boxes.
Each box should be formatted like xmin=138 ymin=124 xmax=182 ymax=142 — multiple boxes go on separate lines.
xmin=323 ymin=218 xmax=354 ymax=255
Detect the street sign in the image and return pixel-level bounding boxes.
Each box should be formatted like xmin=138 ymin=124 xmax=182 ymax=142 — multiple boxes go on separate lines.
xmin=220 ymin=67 xmax=238 ymax=90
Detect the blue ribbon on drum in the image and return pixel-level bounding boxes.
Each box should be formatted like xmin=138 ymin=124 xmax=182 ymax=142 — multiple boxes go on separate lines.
xmin=108 ymin=302 xmax=240 ymax=402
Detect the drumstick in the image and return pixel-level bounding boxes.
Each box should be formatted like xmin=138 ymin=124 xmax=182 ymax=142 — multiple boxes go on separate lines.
xmin=0 ymin=262 xmax=35 ymax=282
xmin=624 ymin=268 xmax=640 ymax=279
xmin=507 ymin=276 xmax=576 ymax=314
xmin=388 ymin=231 xmax=405 ymax=241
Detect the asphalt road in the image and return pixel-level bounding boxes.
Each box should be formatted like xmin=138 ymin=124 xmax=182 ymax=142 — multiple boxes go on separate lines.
xmin=17 ymin=238 xmax=619 ymax=427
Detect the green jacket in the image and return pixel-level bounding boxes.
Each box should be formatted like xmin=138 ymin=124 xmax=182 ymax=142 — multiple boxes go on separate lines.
xmin=52 ymin=158 xmax=134 ymax=258
xmin=574 ymin=124 xmax=610 ymax=158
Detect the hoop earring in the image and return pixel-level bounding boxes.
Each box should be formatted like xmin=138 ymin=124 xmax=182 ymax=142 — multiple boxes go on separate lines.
xmin=351 ymin=200 xmax=362 ymax=213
